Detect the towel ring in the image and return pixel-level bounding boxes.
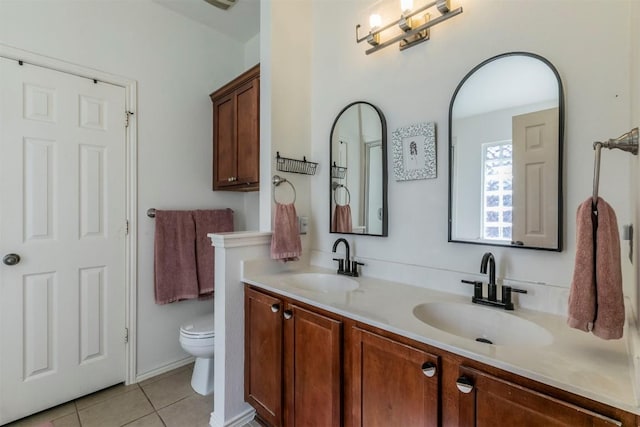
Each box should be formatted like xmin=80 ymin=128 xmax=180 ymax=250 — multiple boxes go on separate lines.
xmin=272 ymin=175 xmax=297 ymax=204
xmin=333 ymin=183 xmax=351 ymax=206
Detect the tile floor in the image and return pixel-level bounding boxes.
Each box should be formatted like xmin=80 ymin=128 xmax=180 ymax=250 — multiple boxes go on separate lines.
xmin=4 ymin=363 xmax=261 ymax=427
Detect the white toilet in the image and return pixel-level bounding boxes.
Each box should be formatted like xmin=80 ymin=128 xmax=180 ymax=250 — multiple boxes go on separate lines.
xmin=179 ymin=313 xmax=215 ymax=395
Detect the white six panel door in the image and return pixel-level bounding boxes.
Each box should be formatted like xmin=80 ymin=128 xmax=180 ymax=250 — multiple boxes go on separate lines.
xmin=0 ymin=58 xmax=127 ymax=424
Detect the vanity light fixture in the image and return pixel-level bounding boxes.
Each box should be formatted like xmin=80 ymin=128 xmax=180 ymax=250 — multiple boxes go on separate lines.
xmin=356 ymin=0 xmax=463 ymax=55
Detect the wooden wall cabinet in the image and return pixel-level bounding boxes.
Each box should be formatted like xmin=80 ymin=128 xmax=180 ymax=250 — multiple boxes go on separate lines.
xmin=210 ymin=64 xmax=259 ymax=191
xmin=245 ymin=286 xmax=342 ymax=427
xmin=245 ymin=285 xmax=638 ymax=427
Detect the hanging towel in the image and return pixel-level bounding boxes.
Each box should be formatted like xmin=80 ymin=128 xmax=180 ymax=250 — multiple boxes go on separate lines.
xmin=193 ymin=209 xmax=234 ymax=299
xmin=332 ymin=204 xmax=353 ymax=233
xmin=154 ymin=210 xmax=199 ymax=304
xmin=568 ymin=197 xmax=624 ymax=339
xmin=271 ymin=202 xmax=302 ymax=262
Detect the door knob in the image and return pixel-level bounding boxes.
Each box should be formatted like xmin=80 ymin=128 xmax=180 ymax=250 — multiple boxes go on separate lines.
xmin=3 ymin=253 xmax=21 ymax=266
xmin=283 ymin=310 xmax=293 ymax=320
xmin=271 ymin=303 xmax=280 ymax=313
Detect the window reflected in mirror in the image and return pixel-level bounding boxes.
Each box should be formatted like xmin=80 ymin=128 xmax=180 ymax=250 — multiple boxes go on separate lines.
xmin=448 ymin=52 xmax=564 ymax=250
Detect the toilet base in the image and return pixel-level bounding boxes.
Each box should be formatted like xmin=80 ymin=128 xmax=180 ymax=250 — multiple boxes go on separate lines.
xmin=191 ymin=356 xmax=214 ymax=396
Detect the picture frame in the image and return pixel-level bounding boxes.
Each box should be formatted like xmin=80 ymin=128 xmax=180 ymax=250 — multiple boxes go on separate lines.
xmin=391 ymin=122 xmax=436 ymax=181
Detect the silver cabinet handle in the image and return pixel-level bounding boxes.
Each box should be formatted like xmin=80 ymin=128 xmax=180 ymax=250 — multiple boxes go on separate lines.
xmin=283 ymin=310 xmax=293 ymax=320
xmin=3 ymin=253 xmax=21 ymax=266
xmin=271 ymin=304 xmax=280 ymax=313
xmin=456 ymin=376 xmax=474 ymax=394
xmin=421 ymin=362 xmax=436 ymax=378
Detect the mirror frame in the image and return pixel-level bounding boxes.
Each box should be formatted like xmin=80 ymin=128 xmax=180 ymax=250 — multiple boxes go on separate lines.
xmin=329 ymin=101 xmax=388 ymax=237
xmin=447 ymin=52 xmax=565 ymax=251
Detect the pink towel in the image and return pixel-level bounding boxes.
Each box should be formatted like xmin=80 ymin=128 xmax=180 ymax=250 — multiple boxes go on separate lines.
xmin=332 ymin=204 xmax=353 ymax=233
xmin=154 ymin=210 xmax=199 ymax=304
xmin=568 ymin=197 xmax=624 ymax=339
xmin=193 ymin=209 xmax=234 ymax=298
xmin=270 ymin=203 xmax=302 ymax=262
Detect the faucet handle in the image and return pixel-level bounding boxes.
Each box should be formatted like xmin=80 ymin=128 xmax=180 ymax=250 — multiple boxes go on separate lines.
xmin=501 ymin=285 xmax=527 ymax=310
xmin=461 ymin=279 xmax=483 ymax=299
xmin=332 ymin=258 xmax=345 ymax=273
xmin=351 ymin=260 xmax=365 ymax=277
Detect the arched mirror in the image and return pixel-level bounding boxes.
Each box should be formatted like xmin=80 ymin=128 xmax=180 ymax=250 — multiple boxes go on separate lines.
xmin=448 ymin=52 xmax=564 ymax=250
xmin=330 ymin=101 xmax=388 ymax=236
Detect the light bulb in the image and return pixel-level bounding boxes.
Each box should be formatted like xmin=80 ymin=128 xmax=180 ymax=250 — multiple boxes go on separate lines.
xmin=401 ymin=0 xmax=413 ymax=13
xmin=369 ymin=14 xmax=382 ymax=30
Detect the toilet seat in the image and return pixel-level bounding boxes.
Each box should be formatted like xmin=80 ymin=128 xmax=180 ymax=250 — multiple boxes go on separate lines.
xmin=180 ymin=313 xmax=214 ymax=339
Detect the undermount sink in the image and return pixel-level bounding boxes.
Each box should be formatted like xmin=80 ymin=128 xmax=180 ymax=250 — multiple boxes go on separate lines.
xmin=412 ymin=302 xmax=553 ymax=347
xmin=283 ymin=273 xmax=359 ymax=293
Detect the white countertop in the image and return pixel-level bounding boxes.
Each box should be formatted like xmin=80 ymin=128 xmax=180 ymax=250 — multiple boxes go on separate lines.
xmin=243 ymin=265 xmax=639 ymax=415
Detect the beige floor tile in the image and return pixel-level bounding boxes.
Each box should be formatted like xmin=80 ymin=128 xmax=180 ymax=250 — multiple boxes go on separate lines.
xmin=52 ymin=413 xmax=80 ymax=427
xmin=75 ymin=383 xmax=140 ymax=410
xmin=140 ymin=367 xmax=195 ymax=409
xmin=121 ymin=413 xmax=165 ymax=427
xmin=157 ymin=394 xmax=214 ymax=427
xmin=139 ymin=363 xmax=193 ymax=388
xmin=5 ymin=402 xmax=76 ymax=427
xmin=77 ymin=388 xmax=154 ymax=427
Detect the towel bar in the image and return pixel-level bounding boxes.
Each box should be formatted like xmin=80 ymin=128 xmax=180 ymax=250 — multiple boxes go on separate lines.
xmin=592 ymin=127 xmax=638 ymax=206
xmin=147 ymin=207 xmax=234 ymax=218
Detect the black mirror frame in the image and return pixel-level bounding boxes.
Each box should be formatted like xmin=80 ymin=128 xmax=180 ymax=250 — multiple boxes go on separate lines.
xmin=447 ymin=52 xmax=565 ymax=251
xmin=329 ymin=101 xmax=388 ymax=237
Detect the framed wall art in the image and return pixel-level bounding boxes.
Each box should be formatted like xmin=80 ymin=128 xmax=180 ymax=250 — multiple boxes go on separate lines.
xmin=392 ymin=122 xmax=436 ymax=181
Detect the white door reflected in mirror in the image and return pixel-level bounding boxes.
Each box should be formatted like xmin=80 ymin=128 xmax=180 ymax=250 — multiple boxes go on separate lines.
xmin=448 ymin=52 xmax=564 ymax=251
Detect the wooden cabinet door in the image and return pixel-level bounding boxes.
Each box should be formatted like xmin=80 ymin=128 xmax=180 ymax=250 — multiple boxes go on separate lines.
xmin=351 ymin=327 xmax=440 ymax=427
xmin=235 ymin=77 xmax=259 ymax=186
xmin=284 ymin=304 xmax=342 ymax=427
xmin=245 ymin=288 xmax=283 ymax=427
xmin=212 ymin=91 xmax=237 ymax=189
xmin=457 ymin=366 xmax=622 ymax=427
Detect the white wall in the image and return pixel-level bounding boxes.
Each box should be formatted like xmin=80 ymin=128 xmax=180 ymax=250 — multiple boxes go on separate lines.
xmin=0 ymin=0 xmax=256 ymax=376
xmin=308 ymin=0 xmax=636 ymax=299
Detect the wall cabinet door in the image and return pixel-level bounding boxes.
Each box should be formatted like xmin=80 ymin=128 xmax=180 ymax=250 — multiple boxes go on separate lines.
xmin=284 ymin=304 xmax=342 ymax=427
xmin=456 ymin=366 xmax=622 ymax=427
xmin=211 ymin=64 xmax=259 ymax=191
xmin=351 ymin=327 xmax=440 ymax=427
xmin=244 ymin=287 xmax=283 ymax=427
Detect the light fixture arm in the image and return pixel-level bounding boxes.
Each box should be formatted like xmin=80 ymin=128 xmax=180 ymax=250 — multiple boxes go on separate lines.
xmin=366 ymin=7 xmax=462 ymax=54
xmin=356 ymin=0 xmax=462 ymax=54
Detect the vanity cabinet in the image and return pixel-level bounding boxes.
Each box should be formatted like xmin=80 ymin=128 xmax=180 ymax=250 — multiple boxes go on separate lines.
xmin=245 ymin=285 xmax=638 ymax=427
xmin=244 ymin=286 xmax=342 ymax=427
xmin=455 ymin=366 xmax=625 ymax=427
xmin=350 ymin=327 xmax=440 ymax=426
xmin=244 ymin=287 xmax=283 ymax=426
xmin=210 ymin=64 xmax=259 ymax=191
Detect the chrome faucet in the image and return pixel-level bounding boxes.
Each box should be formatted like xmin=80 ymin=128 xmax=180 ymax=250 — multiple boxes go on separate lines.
xmin=480 ymin=252 xmax=497 ymax=301
xmin=332 ymin=238 xmax=364 ymax=277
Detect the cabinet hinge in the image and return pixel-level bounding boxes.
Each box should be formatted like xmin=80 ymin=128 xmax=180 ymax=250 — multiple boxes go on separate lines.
xmin=125 ymin=219 xmax=129 ymax=235
xmin=124 ymin=327 xmax=129 ymax=344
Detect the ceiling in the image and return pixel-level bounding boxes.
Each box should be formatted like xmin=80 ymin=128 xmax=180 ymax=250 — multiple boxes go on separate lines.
xmin=153 ymin=0 xmax=260 ymax=43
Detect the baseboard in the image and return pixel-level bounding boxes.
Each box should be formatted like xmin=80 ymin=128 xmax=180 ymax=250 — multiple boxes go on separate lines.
xmin=134 ymin=356 xmax=195 ymax=383
xmin=209 ymin=407 xmax=256 ymax=427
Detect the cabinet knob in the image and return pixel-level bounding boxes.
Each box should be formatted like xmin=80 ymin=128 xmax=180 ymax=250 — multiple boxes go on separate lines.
xmin=271 ymin=303 xmax=280 ymax=313
xmin=456 ymin=376 xmax=474 ymax=394
xmin=421 ymin=362 xmax=437 ymax=378
xmin=283 ymin=310 xmax=293 ymax=320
